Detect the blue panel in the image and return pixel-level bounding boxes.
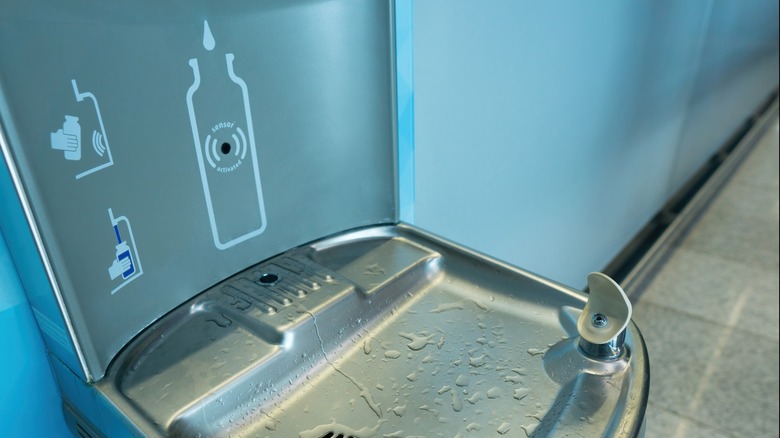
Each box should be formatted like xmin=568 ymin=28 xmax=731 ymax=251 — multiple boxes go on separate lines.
xmin=0 ymin=230 xmax=70 ymax=437
xmin=50 ymin=356 xmax=139 ymax=438
xmin=412 ymin=1 xmax=778 ymax=288
xmin=396 ymin=0 xmax=415 ymax=223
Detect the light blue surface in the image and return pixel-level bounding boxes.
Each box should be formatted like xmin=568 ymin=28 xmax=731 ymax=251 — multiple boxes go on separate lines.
xmin=0 ymin=233 xmax=25 ymax=312
xmin=396 ymin=0 xmax=415 ymax=223
xmin=0 ymin=228 xmax=71 ymax=437
xmin=412 ymin=0 xmax=779 ymax=288
xmin=669 ymin=0 xmax=780 ymax=193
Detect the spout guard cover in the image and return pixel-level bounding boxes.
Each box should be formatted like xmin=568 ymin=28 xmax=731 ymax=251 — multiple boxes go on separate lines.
xmin=578 ymin=272 xmax=632 ymax=345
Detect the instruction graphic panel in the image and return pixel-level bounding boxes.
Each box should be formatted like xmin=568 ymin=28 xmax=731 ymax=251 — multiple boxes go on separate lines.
xmin=50 ymin=80 xmax=114 ymax=179
xmin=107 ymin=208 xmax=143 ymax=295
xmin=186 ymin=21 xmax=268 ymax=250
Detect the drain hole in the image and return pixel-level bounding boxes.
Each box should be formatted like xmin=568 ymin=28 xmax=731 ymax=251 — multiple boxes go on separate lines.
xmin=257 ymin=273 xmax=279 ymax=285
xmin=319 ymin=433 xmax=352 ymax=438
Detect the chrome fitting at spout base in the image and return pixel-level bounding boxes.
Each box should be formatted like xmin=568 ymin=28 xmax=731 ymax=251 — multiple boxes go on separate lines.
xmin=579 ymin=329 xmax=626 ymax=360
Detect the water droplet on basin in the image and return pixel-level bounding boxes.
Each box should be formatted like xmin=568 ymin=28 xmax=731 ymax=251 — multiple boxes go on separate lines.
xmin=390 ymin=404 xmax=407 ymax=417
xmin=521 ymin=423 xmax=538 ymax=436
xmin=469 ymin=354 xmax=486 ymax=367
xmin=505 ymin=374 xmax=523 ymax=384
xmin=399 ymin=332 xmax=436 ymax=350
xmin=430 ymin=301 xmax=465 ymax=313
xmin=364 ymin=263 xmax=386 ymax=276
xmin=466 ymin=392 xmax=483 ymax=404
xmin=451 ymin=392 xmax=463 ymax=412
xmin=487 ymin=387 xmax=502 ymax=399
xmin=497 ymin=422 xmax=511 ymax=435
xmin=514 ymin=387 xmax=531 ymax=400
xmin=384 ymin=350 xmax=402 ymax=359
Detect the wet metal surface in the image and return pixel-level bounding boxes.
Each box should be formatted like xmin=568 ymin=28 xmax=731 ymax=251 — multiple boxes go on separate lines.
xmin=97 ymin=225 xmax=648 ymax=437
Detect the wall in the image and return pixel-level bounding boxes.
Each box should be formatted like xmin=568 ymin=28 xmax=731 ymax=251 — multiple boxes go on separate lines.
xmin=670 ymin=0 xmax=780 ymax=192
xmin=411 ymin=0 xmax=779 ymax=288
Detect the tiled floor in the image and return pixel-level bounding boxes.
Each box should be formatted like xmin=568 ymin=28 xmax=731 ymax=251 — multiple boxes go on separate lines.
xmin=629 ymin=116 xmax=779 ymax=437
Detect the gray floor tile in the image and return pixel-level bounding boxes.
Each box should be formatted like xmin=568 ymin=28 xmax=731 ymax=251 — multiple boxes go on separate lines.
xmin=733 ymin=266 xmax=780 ymax=342
xmin=633 ymin=302 xmax=780 ymax=437
xmin=631 ymin=302 xmax=730 ymax=415
xmin=637 ymin=247 xmax=779 ymax=342
xmin=644 ymin=402 xmax=730 ymax=438
xmin=731 ymin=122 xmax=779 ymax=190
xmin=707 ymin=180 xmax=780 ymax=224
xmin=676 ymin=205 xmax=779 ymax=270
xmin=637 ymin=248 xmax=762 ymax=336
xmin=692 ymin=328 xmax=780 ymax=437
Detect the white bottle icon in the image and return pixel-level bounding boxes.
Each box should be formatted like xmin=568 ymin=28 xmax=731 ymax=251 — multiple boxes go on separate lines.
xmin=186 ymin=20 xmax=267 ymax=250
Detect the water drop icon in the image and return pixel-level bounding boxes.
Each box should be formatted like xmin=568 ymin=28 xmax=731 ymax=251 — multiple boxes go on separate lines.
xmin=203 ymin=20 xmax=215 ymax=51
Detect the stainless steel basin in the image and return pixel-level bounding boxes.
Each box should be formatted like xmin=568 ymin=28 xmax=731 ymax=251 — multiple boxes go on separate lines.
xmin=96 ymin=224 xmax=648 ymax=437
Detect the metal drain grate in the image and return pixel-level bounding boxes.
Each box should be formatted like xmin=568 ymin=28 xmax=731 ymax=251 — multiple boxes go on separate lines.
xmin=220 ymin=257 xmax=336 ymax=314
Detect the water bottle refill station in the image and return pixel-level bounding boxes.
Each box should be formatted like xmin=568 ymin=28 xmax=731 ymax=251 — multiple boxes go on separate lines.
xmin=0 ymin=2 xmax=648 ymax=436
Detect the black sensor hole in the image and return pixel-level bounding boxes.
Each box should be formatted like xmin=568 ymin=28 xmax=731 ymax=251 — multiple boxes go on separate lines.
xmin=258 ymin=273 xmax=279 ymax=284
xmin=221 ymin=142 xmax=231 ymax=155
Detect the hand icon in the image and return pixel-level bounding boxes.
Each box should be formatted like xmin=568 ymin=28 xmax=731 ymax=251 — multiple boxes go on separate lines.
xmin=109 ymin=257 xmax=132 ymax=280
xmin=50 ymin=115 xmax=81 ymax=160
xmin=50 ymin=129 xmax=79 ymax=152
